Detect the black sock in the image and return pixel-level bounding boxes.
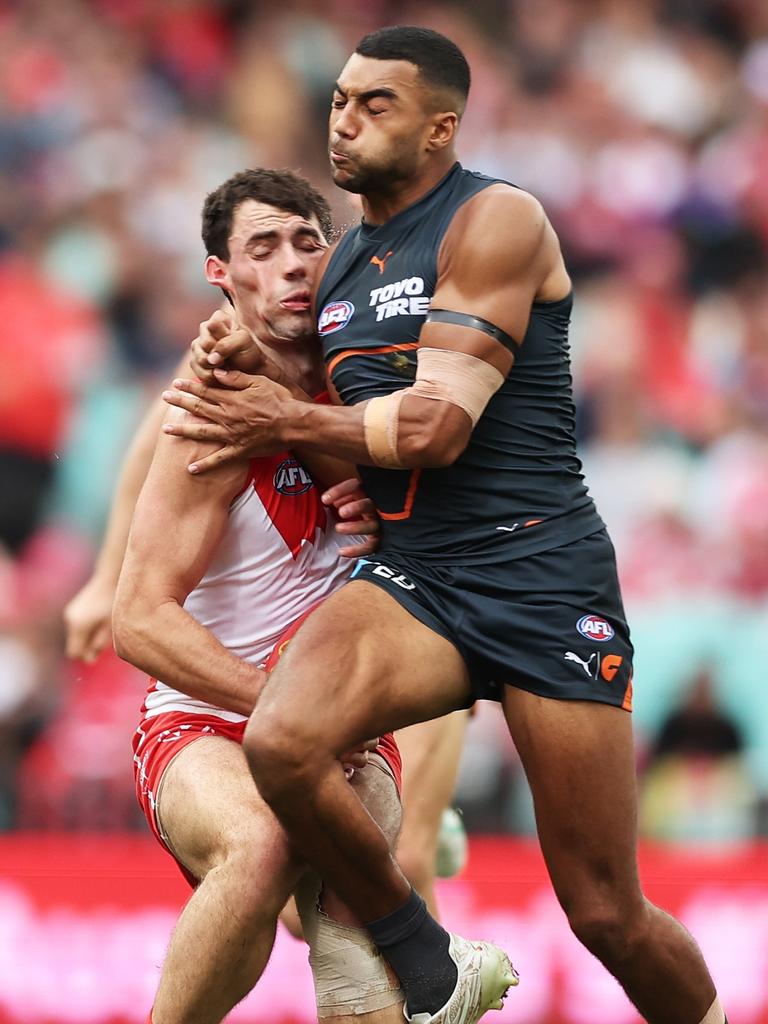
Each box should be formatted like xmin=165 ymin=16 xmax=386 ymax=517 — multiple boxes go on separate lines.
xmin=366 ymin=888 xmax=458 ymax=1016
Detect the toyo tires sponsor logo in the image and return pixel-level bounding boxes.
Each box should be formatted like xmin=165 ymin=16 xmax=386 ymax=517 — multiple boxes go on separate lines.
xmin=369 ymin=276 xmax=430 ymax=322
xmin=318 ymin=300 xmax=354 ymax=335
xmin=576 ymin=614 xmax=615 ymax=642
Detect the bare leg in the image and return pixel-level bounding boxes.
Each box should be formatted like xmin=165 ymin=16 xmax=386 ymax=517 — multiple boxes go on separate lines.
xmin=152 ymin=738 xmax=302 ymax=1024
xmin=243 ymin=581 xmax=473 ymax=921
xmin=502 ymin=688 xmax=718 ymax=1024
xmin=395 ymin=712 xmax=468 ymax=918
xmin=279 ymin=747 xmax=407 ymax=940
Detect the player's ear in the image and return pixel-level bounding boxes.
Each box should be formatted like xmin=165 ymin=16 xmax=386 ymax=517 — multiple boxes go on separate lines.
xmin=205 ymin=254 xmax=231 ymax=291
xmin=426 ymin=111 xmax=458 ymax=152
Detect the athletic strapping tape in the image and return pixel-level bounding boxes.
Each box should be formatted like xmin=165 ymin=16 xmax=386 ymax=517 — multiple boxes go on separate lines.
xmin=296 ymin=879 xmax=403 ymax=1018
xmin=363 ymin=346 xmax=505 ymax=469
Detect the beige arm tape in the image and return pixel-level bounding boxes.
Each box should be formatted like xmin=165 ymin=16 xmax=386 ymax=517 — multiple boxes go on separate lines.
xmin=362 ymin=347 xmax=505 ymax=468
xmin=412 ymin=346 xmax=505 ymax=423
xmin=295 ymin=877 xmax=403 ymax=1018
xmin=363 ymin=389 xmax=407 ymax=469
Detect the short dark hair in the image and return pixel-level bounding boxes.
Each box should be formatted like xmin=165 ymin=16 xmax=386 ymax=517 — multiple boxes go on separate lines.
xmin=202 ymin=168 xmax=333 ymax=259
xmin=355 ymin=26 xmax=470 ymax=109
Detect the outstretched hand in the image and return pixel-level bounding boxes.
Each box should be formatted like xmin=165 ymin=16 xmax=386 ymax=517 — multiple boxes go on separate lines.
xmin=162 ymin=368 xmax=293 ymax=473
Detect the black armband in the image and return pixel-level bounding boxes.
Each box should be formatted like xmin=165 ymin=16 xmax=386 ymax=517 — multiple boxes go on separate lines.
xmin=425 ymin=309 xmax=521 ymax=354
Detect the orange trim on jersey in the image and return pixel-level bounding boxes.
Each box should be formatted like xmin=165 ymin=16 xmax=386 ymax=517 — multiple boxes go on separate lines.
xmin=524 ymin=519 xmax=543 ymax=527
xmin=622 ymin=673 xmax=634 ymax=712
xmin=379 ymin=468 xmax=422 ymax=521
xmin=327 ymin=343 xmax=419 ymax=376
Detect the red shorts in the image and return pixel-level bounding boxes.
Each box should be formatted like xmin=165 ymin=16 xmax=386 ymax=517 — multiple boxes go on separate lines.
xmin=132 ymin=607 xmax=401 ymax=883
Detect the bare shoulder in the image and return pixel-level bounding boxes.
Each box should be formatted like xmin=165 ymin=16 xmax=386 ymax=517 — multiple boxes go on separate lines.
xmin=438 ymin=185 xmax=568 ymax=299
xmin=470 ymin=183 xmax=546 ymax=226
xmin=441 ymin=186 xmax=548 ymax=270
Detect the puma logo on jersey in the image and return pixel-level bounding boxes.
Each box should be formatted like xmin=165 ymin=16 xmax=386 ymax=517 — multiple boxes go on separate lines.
xmin=370 ymin=250 xmax=394 ymax=274
xmin=369 ymin=276 xmax=430 ymax=322
xmin=564 ymin=651 xmax=597 ymax=676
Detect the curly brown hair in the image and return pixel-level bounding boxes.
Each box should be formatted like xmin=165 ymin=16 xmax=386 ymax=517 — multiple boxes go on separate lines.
xmin=202 ymin=168 xmax=333 ymax=259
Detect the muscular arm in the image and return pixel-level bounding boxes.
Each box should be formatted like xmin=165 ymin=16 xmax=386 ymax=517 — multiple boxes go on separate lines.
xmin=163 ymin=188 xmax=571 ymax=471
xmin=112 ymin=411 xmax=264 ymax=716
xmin=282 ymin=187 xmax=571 ymax=467
xmin=64 ymin=351 xmax=191 ymax=661
xmin=282 ymin=391 xmax=359 ymax=490
xmin=66 ymin=351 xmax=365 ymax=661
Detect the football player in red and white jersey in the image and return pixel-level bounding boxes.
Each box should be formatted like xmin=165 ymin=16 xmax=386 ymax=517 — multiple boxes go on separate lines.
xmin=65 ymin=168 xmax=469 ymax=1023
xmin=111 ymin=169 xmax=405 ymax=1024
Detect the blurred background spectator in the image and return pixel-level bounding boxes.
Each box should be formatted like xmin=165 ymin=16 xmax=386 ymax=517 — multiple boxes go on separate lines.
xmin=2 ymin=0 xmax=767 ymax=841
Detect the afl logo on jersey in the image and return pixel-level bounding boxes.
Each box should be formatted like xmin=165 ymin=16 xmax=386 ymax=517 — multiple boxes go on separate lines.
xmin=318 ymin=300 xmax=354 ymax=336
xmin=274 ymin=458 xmax=313 ymax=495
xmin=576 ymin=615 xmax=615 ymax=642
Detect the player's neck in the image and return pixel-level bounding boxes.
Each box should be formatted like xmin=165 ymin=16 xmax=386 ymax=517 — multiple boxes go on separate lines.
xmin=263 ymin=339 xmax=325 ymax=396
xmin=361 ymin=155 xmax=456 ymax=226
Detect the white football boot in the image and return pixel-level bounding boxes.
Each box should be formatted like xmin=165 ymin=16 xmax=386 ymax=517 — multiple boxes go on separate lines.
xmin=403 ymin=932 xmax=519 ymax=1024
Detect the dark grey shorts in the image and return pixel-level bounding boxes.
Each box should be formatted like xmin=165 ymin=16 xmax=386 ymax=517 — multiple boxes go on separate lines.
xmin=349 ymin=529 xmax=634 ymax=709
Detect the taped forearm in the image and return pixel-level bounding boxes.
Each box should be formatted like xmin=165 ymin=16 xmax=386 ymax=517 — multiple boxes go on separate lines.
xmin=363 ymin=347 xmax=504 ymax=469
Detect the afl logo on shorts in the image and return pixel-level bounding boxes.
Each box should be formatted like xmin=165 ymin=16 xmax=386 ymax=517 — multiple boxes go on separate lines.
xmin=274 ymin=458 xmax=313 ymax=495
xmin=576 ymin=614 xmax=615 ymax=642
xmin=318 ymin=300 xmax=354 ymax=336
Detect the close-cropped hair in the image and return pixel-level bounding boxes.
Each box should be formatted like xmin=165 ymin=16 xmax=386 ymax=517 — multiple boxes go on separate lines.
xmin=202 ymin=168 xmax=333 ymax=259
xmin=355 ymin=25 xmax=470 ymax=107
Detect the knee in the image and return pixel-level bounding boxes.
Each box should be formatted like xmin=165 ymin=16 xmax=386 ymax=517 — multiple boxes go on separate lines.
xmin=242 ymin=714 xmax=298 ymax=790
xmin=566 ymin=896 xmax=649 ymax=966
xmin=243 ymin=711 xmax=318 ymax=803
xmin=207 ymin=828 xmax=293 ymax=920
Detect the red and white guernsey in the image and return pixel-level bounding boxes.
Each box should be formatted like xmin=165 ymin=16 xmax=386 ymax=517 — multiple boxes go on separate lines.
xmin=142 ymin=449 xmax=352 ymax=722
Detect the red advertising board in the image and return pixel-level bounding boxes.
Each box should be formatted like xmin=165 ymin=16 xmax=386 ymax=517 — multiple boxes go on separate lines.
xmin=1 ymin=835 xmax=767 ymax=1023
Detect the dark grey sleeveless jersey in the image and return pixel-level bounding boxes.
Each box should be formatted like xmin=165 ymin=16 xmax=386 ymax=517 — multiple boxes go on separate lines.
xmin=316 ymin=162 xmax=604 ymax=564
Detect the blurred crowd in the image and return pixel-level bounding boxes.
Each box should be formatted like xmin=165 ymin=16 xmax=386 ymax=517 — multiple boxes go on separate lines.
xmin=1 ymin=0 xmax=767 ymax=840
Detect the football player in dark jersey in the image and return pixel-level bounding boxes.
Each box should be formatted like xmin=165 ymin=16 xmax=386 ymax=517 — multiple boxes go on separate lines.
xmin=163 ymin=26 xmax=726 ymax=1024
